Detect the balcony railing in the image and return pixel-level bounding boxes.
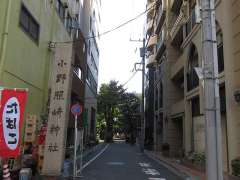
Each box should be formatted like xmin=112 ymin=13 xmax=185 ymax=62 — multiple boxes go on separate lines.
xmin=155 ymin=5 xmax=166 ymax=34
xmin=170 ymin=11 xmax=184 ymax=40
xmin=147 ymin=35 xmax=157 ymax=50
xmin=155 ymin=28 xmax=166 ymax=59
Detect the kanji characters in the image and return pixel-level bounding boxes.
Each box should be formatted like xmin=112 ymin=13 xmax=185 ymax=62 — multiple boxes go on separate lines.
xmin=53 ymin=91 xmax=64 ymax=100
xmin=6 ymin=102 xmax=18 ymax=114
xmin=56 ymin=74 xmax=66 ymax=84
xmin=6 ymin=117 xmax=16 ymax=129
xmin=48 ymin=143 xmax=59 ymax=152
xmin=8 ymin=133 xmax=17 ymax=144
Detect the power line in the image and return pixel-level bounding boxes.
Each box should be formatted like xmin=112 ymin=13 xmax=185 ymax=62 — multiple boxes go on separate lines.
xmin=122 ymin=71 xmax=138 ymax=87
xmin=52 ymin=0 xmax=160 ymax=44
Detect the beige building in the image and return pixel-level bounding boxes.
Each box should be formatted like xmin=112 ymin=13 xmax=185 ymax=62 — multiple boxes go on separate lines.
xmin=145 ymin=0 xmax=240 ymax=174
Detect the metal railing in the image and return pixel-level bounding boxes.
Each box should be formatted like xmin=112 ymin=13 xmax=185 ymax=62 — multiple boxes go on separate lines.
xmin=170 ymin=11 xmax=184 ymax=39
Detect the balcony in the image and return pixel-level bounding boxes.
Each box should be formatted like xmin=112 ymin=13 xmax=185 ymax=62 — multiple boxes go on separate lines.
xmin=147 ymin=19 xmax=154 ymax=35
xmin=155 ymin=28 xmax=166 ymax=59
xmin=171 ymin=54 xmax=184 ymax=80
xmin=184 ymin=5 xmax=201 ymax=37
xmin=146 ymin=54 xmax=157 ymax=68
xmin=147 ymin=35 xmax=157 ymax=50
xmin=170 ymin=0 xmax=183 ymax=14
xmin=155 ymin=5 xmax=166 ymax=34
xmin=147 ymin=1 xmax=155 ymax=19
xmin=170 ymin=12 xmax=185 ymax=47
xmin=171 ymin=99 xmax=184 ymax=116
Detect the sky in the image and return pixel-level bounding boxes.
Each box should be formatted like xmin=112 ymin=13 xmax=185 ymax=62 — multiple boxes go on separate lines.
xmin=98 ymin=0 xmax=146 ymax=93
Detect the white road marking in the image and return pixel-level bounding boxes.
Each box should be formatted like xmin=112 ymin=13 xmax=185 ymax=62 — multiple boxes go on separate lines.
xmin=139 ymin=162 xmax=151 ymax=167
xmin=107 ymin=162 xmax=125 ymax=165
xmin=148 ymin=178 xmax=166 ymax=180
xmin=77 ymin=144 xmax=110 ymax=173
xmin=142 ymin=168 xmax=160 ymax=176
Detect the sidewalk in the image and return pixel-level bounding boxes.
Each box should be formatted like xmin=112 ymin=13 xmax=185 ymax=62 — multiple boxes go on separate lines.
xmin=145 ymin=150 xmax=240 ymax=180
xmin=34 ymin=142 xmax=106 ymax=180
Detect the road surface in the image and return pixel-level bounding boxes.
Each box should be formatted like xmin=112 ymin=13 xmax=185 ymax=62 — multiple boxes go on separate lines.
xmin=81 ymin=140 xmax=183 ymax=180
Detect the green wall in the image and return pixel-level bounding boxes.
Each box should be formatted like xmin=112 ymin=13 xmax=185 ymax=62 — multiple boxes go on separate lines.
xmin=0 ymin=0 xmax=72 ymax=122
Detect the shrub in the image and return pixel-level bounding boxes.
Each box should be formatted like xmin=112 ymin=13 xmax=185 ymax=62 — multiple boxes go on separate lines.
xmin=193 ymin=152 xmax=205 ymax=165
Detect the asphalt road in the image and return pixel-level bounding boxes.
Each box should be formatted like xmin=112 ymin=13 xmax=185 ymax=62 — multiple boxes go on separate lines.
xmin=81 ymin=140 xmax=183 ymax=180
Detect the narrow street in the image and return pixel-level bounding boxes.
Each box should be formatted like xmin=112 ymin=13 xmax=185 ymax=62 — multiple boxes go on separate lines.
xmin=81 ymin=141 xmax=182 ymax=180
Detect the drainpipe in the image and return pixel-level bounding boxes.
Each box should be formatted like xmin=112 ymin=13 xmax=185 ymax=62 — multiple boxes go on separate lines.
xmin=0 ymin=0 xmax=12 ymax=82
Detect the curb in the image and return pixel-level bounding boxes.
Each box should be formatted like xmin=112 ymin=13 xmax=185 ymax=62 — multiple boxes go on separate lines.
xmin=144 ymin=150 xmax=193 ymax=180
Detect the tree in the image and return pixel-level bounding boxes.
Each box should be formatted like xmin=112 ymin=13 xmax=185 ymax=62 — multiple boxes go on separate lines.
xmin=119 ymin=92 xmax=141 ymax=143
xmin=97 ymin=80 xmax=125 ymax=142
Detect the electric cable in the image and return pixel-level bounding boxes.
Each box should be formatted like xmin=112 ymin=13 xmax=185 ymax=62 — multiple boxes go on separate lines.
xmin=51 ymin=0 xmax=161 ymax=44
xmin=122 ymin=70 xmax=138 ymax=87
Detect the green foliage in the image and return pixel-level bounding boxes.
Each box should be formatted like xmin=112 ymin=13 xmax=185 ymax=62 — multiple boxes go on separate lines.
xmin=119 ymin=92 xmax=140 ymax=134
xmin=96 ymin=113 xmax=106 ymax=140
xmin=193 ymin=152 xmax=205 ymax=164
xmin=232 ymin=157 xmax=240 ymax=176
xmin=97 ymin=80 xmax=141 ymax=142
xmin=97 ymin=80 xmax=125 ymax=142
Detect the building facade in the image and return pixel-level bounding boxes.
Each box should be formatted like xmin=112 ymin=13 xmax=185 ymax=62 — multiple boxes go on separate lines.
xmin=0 ymin=0 xmax=99 ymax=175
xmin=145 ymin=0 xmax=240 ymax=174
xmin=83 ymin=0 xmax=101 ymax=143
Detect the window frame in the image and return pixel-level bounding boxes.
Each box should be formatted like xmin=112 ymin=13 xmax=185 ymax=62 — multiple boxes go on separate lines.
xmin=19 ymin=4 xmax=40 ymax=44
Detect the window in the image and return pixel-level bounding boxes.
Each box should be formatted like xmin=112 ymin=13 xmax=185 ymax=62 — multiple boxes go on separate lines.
xmin=155 ymin=88 xmax=158 ymax=110
xmin=187 ymin=44 xmax=199 ymax=91
xmin=73 ymin=66 xmax=82 ymax=79
xmin=19 ymin=5 xmax=40 ymax=43
xmin=92 ymin=31 xmax=100 ymax=57
xmin=90 ymin=16 xmax=92 ymax=31
xmin=159 ymin=82 xmax=163 ymax=108
xmin=219 ymin=85 xmax=226 ymax=113
xmin=55 ymin=0 xmax=66 ymax=22
xmin=91 ymin=53 xmax=98 ymax=74
xmin=88 ymin=40 xmax=91 ymax=55
xmin=191 ymin=96 xmax=200 ymax=117
xmin=86 ymin=66 xmax=97 ymax=93
xmin=216 ymin=23 xmax=224 ymax=73
xmin=66 ymin=13 xmax=72 ymax=34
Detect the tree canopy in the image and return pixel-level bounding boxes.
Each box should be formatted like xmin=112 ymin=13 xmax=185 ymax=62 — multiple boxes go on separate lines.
xmin=97 ymin=80 xmax=140 ymax=142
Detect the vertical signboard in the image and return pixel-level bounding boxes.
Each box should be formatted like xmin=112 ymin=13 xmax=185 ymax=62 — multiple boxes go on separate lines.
xmin=42 ymin=43 xmax=73 ymax=175
xmin=0 ymin=89 xmax=27 ymax=157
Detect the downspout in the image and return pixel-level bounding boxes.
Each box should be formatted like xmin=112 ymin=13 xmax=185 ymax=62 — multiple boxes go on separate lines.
xmin=0 ymin=0 xmax=12 ymax=82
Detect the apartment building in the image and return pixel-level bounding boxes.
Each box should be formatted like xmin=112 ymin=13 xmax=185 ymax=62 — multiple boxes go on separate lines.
xmin=82 ymin=0 xmax=101 ymax=143
xmin=145 ymin=0 xmax=240 ymax=174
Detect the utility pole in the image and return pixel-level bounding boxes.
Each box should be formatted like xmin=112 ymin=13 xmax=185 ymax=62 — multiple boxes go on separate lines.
xmin=130 ymin=38 xmax=146 ymax=153
xmin=140 ymin=38 xmax=145 ymax=153
xmin=201 ymin=0 xmax=223 ymax=179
